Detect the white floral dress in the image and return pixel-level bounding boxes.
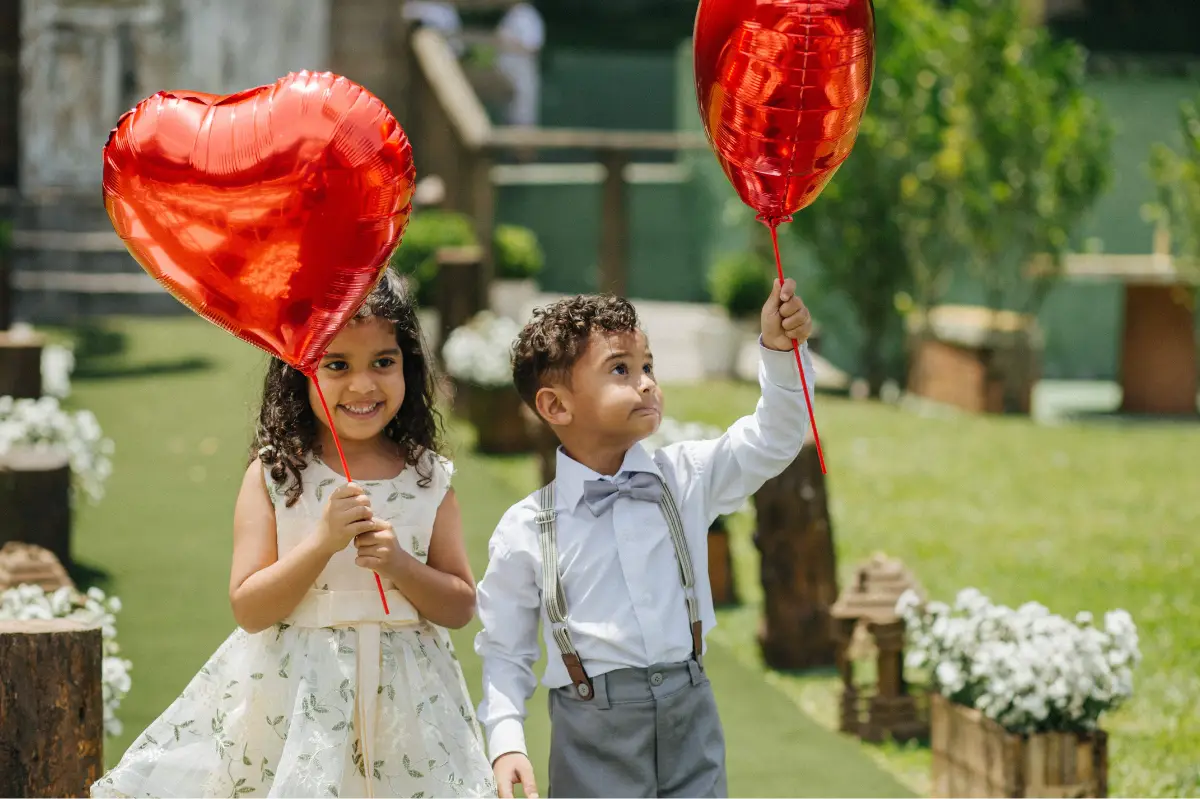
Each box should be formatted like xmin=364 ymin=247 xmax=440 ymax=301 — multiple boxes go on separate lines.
xmin=92 ymin=452 xmax=496 ymax=799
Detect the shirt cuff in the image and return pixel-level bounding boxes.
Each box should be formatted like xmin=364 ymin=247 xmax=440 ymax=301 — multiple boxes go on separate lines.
xmin=486 ymin=717 xmax=529 ymax=764
xmin=759 ymin=337 xmax=811 ymax=392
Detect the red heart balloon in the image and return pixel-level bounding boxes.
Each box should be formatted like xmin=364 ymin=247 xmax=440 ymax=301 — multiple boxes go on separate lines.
xmin=694 ymin=0 xmax=876 ymax=222
xmin=102 ymin=71 xmax=415 ymax=374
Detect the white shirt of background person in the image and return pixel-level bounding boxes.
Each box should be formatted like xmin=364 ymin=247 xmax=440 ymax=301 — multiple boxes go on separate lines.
xmin=403 ymin=0 xmax=465 ymax=56
xmin=495 ymin=2 xmax=545 ymax=127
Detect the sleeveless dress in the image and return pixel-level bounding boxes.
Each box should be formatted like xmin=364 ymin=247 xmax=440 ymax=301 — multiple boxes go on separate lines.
xmin=92 ymin=451 xmax=497 ymax=798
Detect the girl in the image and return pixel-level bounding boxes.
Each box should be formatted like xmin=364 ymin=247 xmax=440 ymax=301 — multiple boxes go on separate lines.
xmin=93 ymin=272 xmax=497 ymax=798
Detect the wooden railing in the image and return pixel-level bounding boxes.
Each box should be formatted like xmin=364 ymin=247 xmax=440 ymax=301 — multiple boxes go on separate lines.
xmin=406 ymin=26 xmax=709 ymax=299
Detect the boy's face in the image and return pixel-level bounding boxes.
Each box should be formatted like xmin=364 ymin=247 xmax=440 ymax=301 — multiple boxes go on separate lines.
xmin=551 ymin=328 xmax=663 ymax=445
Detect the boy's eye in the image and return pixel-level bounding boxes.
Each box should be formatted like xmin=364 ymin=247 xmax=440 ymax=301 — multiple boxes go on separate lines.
xmin=643 ymin=363 xmax=654 ymax=375
xmin=611 ymin=363 xmax=628 ymax=376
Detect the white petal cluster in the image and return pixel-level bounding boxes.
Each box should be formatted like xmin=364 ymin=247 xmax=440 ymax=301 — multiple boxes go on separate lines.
xmin=641 ymin=416 xmax=723 ymax=451
xmin=442 ymin=311 xmax=522 ymax=388
xmin=41 ymin=344 xmax=76 ymax=400
xmin=0 ymin=583 xmax=132 ymax=737
xmin=896 ymin=587 xmax=1141 ymax=733
xmin=0 ymin=396 xmax=114 ymax=504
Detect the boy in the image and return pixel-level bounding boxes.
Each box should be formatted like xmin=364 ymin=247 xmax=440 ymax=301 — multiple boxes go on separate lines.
xmin=475 ymin=280 xmax=815 ymax=798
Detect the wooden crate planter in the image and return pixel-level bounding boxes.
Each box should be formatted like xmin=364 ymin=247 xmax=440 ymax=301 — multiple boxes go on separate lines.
xmin=930 ymin=693 xmax=1108 ymax=798
xmin=906 ymin=305 xmax=1042 ymax=415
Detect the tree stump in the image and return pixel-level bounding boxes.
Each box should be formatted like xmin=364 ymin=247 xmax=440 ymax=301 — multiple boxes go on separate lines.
xmin=434 ymin=245 xmax=485 ymax=362
xmin=754 ymin=439 xmax=839 ymax=670
xmin=708 ymin=516 xmax=738 ymax=607
xmin=0 ymin=618 xmax=104 ymax=797
xmin=0 ymin=447 xmax=73 ymax=569
xmin=467 ymin=384 xmax=533 ymax=455
xmin=0 ymin=329 xmax=45 ymax=400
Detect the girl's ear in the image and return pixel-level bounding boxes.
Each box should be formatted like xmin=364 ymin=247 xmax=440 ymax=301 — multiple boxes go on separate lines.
xmin=534 ymin=386 xmax=571 ymax=428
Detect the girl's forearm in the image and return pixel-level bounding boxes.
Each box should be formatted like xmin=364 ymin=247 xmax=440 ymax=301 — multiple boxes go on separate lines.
xmin=231 ymin=537 xmax=334 ymax=633
xmin=385 ymin=557 xmax=476 ymax=629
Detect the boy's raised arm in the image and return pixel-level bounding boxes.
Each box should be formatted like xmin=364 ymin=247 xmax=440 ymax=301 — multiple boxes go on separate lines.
xmin=674 ymin=339 xmax=814 ymax=522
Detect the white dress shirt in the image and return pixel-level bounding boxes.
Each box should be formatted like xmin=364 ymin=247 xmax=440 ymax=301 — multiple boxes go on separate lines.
xmin=474 ymin=342 xmax=815 ymax=761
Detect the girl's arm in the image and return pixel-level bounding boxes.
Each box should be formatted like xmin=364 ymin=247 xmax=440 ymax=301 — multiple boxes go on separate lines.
xmin=228 ymin=461 xmax=338 ymax=634
xmin=359 ymin=488 xmax=477 ymax=629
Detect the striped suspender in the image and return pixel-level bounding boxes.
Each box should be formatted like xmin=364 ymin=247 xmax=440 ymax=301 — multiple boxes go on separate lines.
xmin=535 ymin=475 xmax=704 ymax=701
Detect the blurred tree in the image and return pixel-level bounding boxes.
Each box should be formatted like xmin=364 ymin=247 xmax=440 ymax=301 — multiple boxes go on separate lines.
xmin=952 ymin=0 xmax=1113 ymax=316
xmin=791 ymin=0 xmax=972 ymax=395
xmin=1148 ymin=94 xmax=1200 ymax=278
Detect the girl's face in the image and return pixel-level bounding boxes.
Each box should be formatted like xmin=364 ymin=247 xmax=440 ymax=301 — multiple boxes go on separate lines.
xmin=308 ymin=317 xmax=406 ymax=442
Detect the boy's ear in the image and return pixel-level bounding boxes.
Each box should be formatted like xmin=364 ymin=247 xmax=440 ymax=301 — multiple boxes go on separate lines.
xmin=534 ymin=385 xmax=572 ymax=428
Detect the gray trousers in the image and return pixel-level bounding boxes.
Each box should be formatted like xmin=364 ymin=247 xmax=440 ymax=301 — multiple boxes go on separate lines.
xmin=547 ymin=660 xmax=728 ymax=798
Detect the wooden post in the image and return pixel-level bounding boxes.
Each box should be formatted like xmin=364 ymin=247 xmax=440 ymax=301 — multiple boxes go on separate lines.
xmin=1119 ymin=284 xmax=1198 ymax=415
xmin=598 ymin=149 xmax=630 ymax=297
xmin=0 ymin=448 xmax=73 ymax=568
xmin=0 ymin=618 xmax=104 ymax=797
xmin=0 ymin=0 xmax=17 ymax=331
xmin=754 ymin=439 xmax=839 ymax=670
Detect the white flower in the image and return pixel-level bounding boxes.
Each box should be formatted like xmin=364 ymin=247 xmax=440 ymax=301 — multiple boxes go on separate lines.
xmin=442 ymin=311 xmax=522 ymax=388
xmin=901 ymin=587 xmax=1140 ymax=734
xmin=641 ymin=416 xmax=723 ymax=451
xmin=41 ymin=344 xmax=75 ymax=399
xmin=0 ymin=583 xmax=131 ymax=736
xmin=0 ymin=395 xmax=114 ymax=504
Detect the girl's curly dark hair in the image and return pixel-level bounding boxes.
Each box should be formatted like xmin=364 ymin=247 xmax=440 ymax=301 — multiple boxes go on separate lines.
xmin=251 ymin=271 xmax=444 ymax=506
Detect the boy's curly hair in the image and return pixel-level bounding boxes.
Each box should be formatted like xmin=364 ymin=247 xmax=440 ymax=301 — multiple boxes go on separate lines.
xmin=511 ymin=294 xmax=640 ymax=413
xmin=251 ymin=271 xmax=444 ymax=506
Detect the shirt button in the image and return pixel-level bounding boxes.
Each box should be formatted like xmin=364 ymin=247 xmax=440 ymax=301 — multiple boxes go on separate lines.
xmin=650 ymin=672 xmax=664 ymax=687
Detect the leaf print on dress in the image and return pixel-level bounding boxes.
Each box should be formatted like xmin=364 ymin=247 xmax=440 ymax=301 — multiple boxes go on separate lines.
xmin=314 ymin=478 xmax=336 ymax=502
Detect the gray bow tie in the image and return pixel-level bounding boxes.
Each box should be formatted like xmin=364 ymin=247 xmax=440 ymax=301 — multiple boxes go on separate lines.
xmin=582 ymin=472 xmax=663 ymax=516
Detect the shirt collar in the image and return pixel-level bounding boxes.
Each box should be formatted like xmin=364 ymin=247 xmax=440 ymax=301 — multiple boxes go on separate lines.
xmin=553 ymin=442 xmax=662 ymax=512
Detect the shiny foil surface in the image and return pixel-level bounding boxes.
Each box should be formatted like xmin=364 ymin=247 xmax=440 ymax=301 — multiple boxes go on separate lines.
xmin=694 ymin=0 xmax=876 ymax=222
xmin=103 ymin=71 xmax=416 ymax=373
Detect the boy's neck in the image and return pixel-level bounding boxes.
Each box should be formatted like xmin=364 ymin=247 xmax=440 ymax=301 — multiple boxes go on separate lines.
xmin=557 ymin=431 xmax=636 ymax=477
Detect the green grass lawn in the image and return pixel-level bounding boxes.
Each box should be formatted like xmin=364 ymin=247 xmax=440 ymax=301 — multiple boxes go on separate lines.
xmin=666 ymin=380 xmax=1200 ymax=798
xmin=64 ymin=317 xmax=907 ymax=798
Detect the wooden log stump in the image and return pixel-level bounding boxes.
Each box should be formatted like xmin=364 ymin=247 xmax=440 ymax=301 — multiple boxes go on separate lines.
xmin=0 ymin=447 xmax=73 ymax=569
xmin=0 ymin=329 xmax=45 ymax=400
xmin=435 ymin=245 xmax=485 ymax=361
xmin=467 ymin=384 xmax=533 ymax=455
xmin=707 ymin=516 xmax=738 ymax=607
xmin=754 ymin=439 xmax=839 ymax=670
xmin=0 ymin=618 xmax=104 ymax=797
